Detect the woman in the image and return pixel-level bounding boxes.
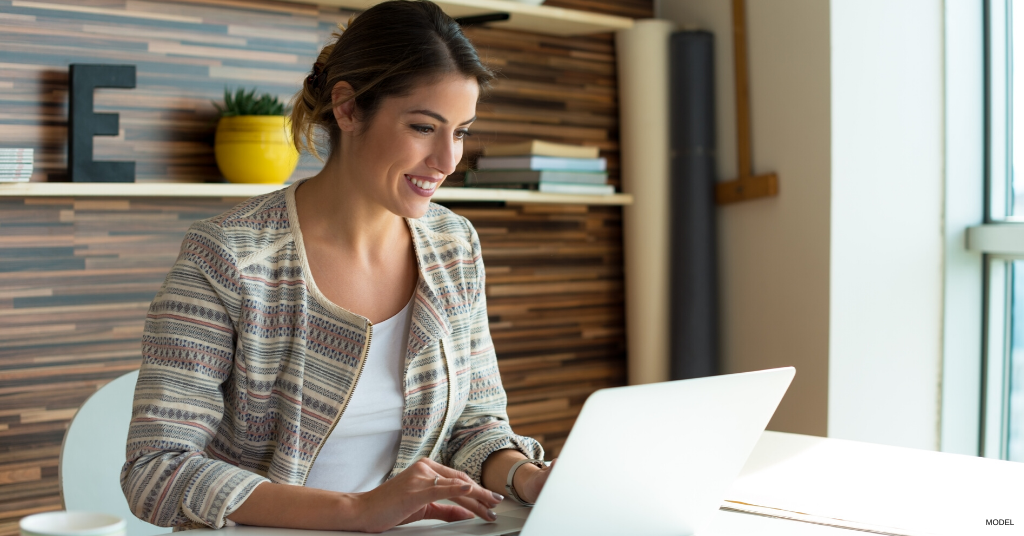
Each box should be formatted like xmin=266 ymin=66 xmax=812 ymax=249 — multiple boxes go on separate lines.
xmin=120 ymin=1 xmax=552 ymax=532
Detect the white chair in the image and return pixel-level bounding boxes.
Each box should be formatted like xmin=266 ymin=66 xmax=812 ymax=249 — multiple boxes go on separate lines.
xmin=59 ymin=370 xmax=164 ymax=536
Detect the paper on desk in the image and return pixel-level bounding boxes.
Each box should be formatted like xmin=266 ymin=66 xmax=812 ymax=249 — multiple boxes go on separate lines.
xmin=722 ymin=432 xmax=1024 ymax=536
xmin=720 ymin=500 xmax=924 ymax=536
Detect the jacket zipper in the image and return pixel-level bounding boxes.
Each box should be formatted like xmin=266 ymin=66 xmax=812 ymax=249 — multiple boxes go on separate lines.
xmin=301 ymin=322 xmax=373 ymax=486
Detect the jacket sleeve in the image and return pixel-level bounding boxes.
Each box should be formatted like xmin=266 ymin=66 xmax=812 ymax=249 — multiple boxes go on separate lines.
xmin=120 ymin=222 xmax=268 ymax=529
xmin=442 ymin=225 xmax=544 ymax=483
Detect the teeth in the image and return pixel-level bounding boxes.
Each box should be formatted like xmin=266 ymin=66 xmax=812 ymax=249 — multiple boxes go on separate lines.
xmin=408 ymin=176 xmax=436 ymax=191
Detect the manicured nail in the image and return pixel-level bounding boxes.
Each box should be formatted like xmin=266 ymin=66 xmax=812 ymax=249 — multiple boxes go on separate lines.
xmin=491 ymin=492 xmax=504 ymax=502
xmin=461 ymin=484 xmax=471 ymax=491
xmin=486 ymin=510 xmax=497 ymax=521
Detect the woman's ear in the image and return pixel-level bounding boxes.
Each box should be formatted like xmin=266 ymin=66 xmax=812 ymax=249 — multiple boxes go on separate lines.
xmin=331 ymin=81 xmax=358 ymax=132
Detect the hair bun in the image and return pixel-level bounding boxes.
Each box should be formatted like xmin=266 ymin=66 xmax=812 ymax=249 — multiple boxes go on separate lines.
xmin=305 ymin=62 xmax=325 ymax=92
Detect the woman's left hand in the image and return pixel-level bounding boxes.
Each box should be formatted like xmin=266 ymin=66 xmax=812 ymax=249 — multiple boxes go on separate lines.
xmin=517 ymin=459 xmax=556 ymax=504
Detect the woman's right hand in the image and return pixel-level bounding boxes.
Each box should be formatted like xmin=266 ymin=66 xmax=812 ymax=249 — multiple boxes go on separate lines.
xmin=352 ymin=458 xmax=504 ymax=533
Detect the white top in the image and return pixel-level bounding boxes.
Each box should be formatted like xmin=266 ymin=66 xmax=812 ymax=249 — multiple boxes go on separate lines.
xmin=304 ymin=297 xmax=413 ymax=493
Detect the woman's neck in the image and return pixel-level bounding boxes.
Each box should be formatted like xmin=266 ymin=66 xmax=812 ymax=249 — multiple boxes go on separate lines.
xmin=296 ymin=156 xmax=407 ymax=263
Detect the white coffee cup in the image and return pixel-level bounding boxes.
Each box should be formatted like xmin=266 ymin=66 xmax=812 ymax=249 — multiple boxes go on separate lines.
xmin=20 ymin=512 xmax=126 ymax=536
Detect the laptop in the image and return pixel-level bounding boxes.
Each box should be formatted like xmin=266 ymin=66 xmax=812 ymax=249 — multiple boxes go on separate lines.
xmin=404 ymin=366 xmax=795 ymax=536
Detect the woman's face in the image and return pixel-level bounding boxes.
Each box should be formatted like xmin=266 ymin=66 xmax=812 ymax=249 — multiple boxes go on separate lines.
xmin=345 ymin=74 xmax=479 ymax=219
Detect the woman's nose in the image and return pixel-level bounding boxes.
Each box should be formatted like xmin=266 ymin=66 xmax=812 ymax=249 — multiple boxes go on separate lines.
xmin=428 ymin=136 xmax=460 ymax=176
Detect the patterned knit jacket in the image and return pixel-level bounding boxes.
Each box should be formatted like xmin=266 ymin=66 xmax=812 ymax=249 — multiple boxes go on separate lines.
xmin=120 ymin=182 xmax=543 ymax=530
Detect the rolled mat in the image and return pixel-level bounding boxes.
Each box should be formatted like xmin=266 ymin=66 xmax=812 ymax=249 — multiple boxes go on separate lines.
xmin=669 ymin=30 xmax=718 ymax=380
xmin=616 ymin=19 xmax=676 ymax=385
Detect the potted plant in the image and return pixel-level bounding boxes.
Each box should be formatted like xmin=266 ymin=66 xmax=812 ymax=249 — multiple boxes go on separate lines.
xmin=213 ymin=88 xmax=299 ymax=184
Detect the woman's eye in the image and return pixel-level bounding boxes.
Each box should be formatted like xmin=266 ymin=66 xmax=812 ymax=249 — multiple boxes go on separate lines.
xmin=412 ymin=125 xmax=433 ymax=134
xmin=455 ymin=129 xmax=472 ymax=140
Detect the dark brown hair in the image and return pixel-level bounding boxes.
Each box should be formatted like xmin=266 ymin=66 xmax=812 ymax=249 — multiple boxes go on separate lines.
xmin=290 ymin=0 xmax=494 ymax=160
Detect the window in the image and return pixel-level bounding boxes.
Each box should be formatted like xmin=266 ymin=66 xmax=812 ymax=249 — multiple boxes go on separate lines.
xmin=970 ymin=0 xmax=1024 ymax=462
xmin=1010 ymin=262 xmax=1024 ymax=459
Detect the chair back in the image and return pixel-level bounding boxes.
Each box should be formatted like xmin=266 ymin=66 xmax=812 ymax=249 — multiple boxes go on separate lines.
xmin=59 ymin=370 xmax=164 ymax=536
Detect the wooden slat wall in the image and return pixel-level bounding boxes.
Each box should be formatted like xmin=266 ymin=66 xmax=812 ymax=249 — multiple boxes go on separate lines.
xmin=0 ymin=0 xmax=645 ymax=187
xmin=546 ymin=0 xmax=653 ymax=20
xmin=0 ymin=196 xmax=239 ymax=534
xmin=460 ymin=25 xmax=621 ymax=186
xmin=0 ymin=0 xmax=650 ymax=533
xmin=0 ymin=197 xmax=626 ymax=534
xmin=0 ymin=0 xmax=355 ymax=183
xmin=449 ymin=202 xmax=625 ymax=456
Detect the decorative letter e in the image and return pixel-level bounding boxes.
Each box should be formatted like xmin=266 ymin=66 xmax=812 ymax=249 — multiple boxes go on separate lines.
xmin=68 ymin=64 xmax=136 ymax=182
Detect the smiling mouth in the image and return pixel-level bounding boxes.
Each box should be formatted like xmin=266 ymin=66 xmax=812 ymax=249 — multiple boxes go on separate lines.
xmin=406 ymin=175 xmax=439 ymax=191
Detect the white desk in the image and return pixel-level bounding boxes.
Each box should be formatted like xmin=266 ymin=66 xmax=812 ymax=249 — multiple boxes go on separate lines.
xmin=195 ymin=509 xmax=854 ymax=536
xmin=723 ymin=431 xmax=1024 ymax=536
xmin=703 ymin=509 xmax=868 ymax=536
xmin=179 ymin=431 xmax=1024 ymax=536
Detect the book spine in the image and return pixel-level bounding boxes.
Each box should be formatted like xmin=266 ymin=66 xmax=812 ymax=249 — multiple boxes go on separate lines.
xmin=467 ymin=170 xmax=608 ymax=185
xmin=468 ymin=183 xmax=614 ymax=195
xmin=536 ymin=183 xmax=614 ymax=195
xmin=476 ymin=156 xmax=607 ymax=171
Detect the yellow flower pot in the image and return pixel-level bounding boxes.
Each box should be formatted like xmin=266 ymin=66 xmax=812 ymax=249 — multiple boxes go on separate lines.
xmin=214 ymin=116 xmax=299 ymax=184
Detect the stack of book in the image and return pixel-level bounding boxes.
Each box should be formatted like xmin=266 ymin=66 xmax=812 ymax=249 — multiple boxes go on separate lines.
xmin=466 ymin=140 xmax=613 ymax=195
xmin=0 ymin=148 xmax=33 ymax=182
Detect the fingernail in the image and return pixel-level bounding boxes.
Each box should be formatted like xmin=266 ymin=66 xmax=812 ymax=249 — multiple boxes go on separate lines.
xmin=461 ymin=484 xmax=471 ymax=491
xmin=486 ymin=510 xmax=497 ymax=521
xmin=491 ymin=492 xmax=504 ymax=502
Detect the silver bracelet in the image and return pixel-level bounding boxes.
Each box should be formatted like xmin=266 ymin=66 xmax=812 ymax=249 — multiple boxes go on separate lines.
xmin=505 ymin=458 xmax=545 ymax=506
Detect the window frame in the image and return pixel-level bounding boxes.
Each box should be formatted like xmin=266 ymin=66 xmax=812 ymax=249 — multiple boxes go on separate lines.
xmin=940 ymin=0 xmax=985 ymax=457
xmin=964 ymin=0 xmax=1024 ymax=461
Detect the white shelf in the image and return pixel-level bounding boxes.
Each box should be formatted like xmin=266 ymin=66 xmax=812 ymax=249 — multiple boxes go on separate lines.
xmin=288 ymin=0 xmax=633 ymax=36
xmin=0 ymin=182 xmax=632 ymax=205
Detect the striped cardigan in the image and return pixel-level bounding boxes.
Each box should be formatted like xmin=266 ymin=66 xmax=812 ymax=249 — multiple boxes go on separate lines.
xmin=120 ymin=182 xmax=542 ymax=530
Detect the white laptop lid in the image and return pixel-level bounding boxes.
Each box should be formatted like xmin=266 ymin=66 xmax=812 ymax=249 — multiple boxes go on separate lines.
xmin=520 ymin=367 xmax=795 ymax=536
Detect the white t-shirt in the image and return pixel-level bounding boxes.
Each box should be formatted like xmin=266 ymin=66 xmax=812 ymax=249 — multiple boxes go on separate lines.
xmin=304 ymin=297 xmax=412 ymax=493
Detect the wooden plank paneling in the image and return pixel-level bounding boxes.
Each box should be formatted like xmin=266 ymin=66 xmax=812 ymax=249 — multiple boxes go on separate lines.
xmin=0 ymin=0 xmax=649 ymax=190
xmin=0 ymin=194 xmax=233 ymax=533
xmin=0 ymin=0 xmax=350 ymax=183
xmin=462 ymin=24 xmax=621 ymax=187
xmin=545 ymin=0 xmax=653 ymax=19
xmin=448 ymin=202 xmax=626 ymax=453
xmin=0 ymin=196 xmax=625 ymax=533
xmin=0 ymin=0 xmax=650 ymax=532
xmin=286 ymin=0 xmax=635 ymax=36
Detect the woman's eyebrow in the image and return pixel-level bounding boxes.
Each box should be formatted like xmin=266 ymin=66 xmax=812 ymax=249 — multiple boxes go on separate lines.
xmin=408 ymin=109 xmax=476 ymax=125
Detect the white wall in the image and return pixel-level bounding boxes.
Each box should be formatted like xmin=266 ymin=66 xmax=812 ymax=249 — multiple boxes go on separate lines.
xmin=656 ymin=0 xmax=832 ymax=437
xmin=939 ymin=0 xmax=984 ymax=457
xmin=828 ymin=0 xmax=945 ymax=450
xmin=656 ymin=0 xmax=949 ymax=449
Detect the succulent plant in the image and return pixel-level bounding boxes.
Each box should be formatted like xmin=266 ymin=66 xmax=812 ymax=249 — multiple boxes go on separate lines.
xmin=214 ymin=87 xmax=287 ymax=117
